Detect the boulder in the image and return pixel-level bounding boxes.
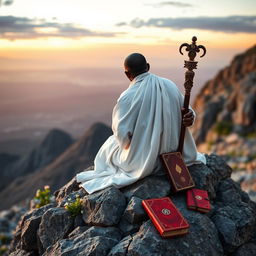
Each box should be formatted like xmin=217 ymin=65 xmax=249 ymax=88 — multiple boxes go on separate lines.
xmin=38 ymin=207 xmax=74 ymax=253
xmin=82 ymin=186 xmax=126 ymax=226
xmin=7 ymin=153 xmax=256 ymax=256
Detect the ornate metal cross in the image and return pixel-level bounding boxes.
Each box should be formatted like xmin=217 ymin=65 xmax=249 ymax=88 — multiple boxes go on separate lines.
xmin=177 ymin=36 xmax=206 ymax=154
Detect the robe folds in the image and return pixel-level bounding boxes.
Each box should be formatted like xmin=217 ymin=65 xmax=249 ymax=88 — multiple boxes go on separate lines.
xmin=76 ymin=72 xmax=206 ymax=194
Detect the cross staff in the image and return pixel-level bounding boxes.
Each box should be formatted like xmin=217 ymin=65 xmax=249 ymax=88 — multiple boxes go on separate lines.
xmin=177 ymin=36 xmax=206 ymax=154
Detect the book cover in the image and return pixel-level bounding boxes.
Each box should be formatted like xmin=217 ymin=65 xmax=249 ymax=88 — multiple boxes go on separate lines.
xmin=160 ymin=152 xmax=195 ymax=192
xmin=186 ymin=188 xmax=211 ymax=213
xmin=142 ymin=197 xmax=189 ymax=238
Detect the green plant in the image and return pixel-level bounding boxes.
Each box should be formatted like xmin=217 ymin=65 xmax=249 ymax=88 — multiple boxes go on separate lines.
xmin=245 ymin=130 xmax=256 ymax=139
xmin=0 ymin=245 xmax=8 ymax=256
xmin=33 ymin=185 xmax=55 ymax=208
xmin=0 ymin=234 xmax=11 ymax=245
xmin=64 ymin=195 xmax=82 ymax=218
xmin=214 ymin=121 xmax=233 ymax=136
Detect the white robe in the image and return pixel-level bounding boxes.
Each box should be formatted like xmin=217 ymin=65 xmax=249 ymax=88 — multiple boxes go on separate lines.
xmin=76 ymin=72 xmax=206 ymax=194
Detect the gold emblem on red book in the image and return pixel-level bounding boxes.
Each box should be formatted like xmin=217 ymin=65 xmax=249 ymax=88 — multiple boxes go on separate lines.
xmin=195 ymin=195 xmax=202 ymax=200
xmin=161 ymin=208 xmax=171 ymax=215
xmin=175 ymin=164 xmax=182 ymax=174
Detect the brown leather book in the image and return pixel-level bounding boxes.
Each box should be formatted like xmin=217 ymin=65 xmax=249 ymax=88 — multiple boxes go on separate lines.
xmin=160 ymin=152 xmax=195 ymax=193
xmin=142 ymin=197 xmax=189 ymax=237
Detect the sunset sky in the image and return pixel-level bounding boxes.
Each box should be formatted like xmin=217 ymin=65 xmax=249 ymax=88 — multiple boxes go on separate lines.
xmin=0 ymin=0 xmax=255 ymax=70
xmin=0 ymin=0 xmax=255 ymax=152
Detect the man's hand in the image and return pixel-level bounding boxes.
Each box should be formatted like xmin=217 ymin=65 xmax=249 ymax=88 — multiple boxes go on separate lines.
xmin=182 ymin=109 xmax=195 ymax=127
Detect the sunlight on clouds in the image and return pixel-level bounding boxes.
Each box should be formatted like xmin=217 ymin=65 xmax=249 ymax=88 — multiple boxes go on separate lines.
xmin=34 ymin=27 xmax=59 ymax=34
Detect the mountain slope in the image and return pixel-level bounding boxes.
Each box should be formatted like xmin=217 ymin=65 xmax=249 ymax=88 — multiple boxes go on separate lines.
xmin=0 ymin=129 xmax=74 ymax=192
xmin=0 ymin=122 xmax=112 ymax=210
xmin=192 ymin=45 xmax=256 ymax=144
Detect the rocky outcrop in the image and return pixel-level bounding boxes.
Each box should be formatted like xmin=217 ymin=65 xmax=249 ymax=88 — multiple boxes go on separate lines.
xmin=7 ymin=154 xmax=256 ymax=256
xmin=0 ymin=123 xmax=112 ymax=210
xmin=192 ymin=45 xmax=256 ymax=201
xmin=0 ymin=129 xmax=74 ymax=192
xmin=193 ymin=45 xmax=256 ymax=144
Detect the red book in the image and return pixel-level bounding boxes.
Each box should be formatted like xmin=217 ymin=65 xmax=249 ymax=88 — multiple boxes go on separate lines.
xmin=160 ymin=152 xmax=195 ymax=193
xmin=186 ymin=188 xmax=211 ymax=213
xmin=142 ymin=197 xmax=189 ymax=238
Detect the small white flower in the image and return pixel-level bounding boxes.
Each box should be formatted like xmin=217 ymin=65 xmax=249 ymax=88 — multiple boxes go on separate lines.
xmin=81 ymin=210 xmax=83 ymax=214
xmin=64 ymin=202 xmax=68 ymax=206
xmin=50 ymin=195 xmax=55 ymax=202
xmin=75 ymin=194 xmax=80 ymax=198
xmin=36 ymin=189 xmax=41 ymax=197
xmin=44 ymin=185 xmax=50 ymax=190
xmin=68 ymin=198 xmax=72 ymax=201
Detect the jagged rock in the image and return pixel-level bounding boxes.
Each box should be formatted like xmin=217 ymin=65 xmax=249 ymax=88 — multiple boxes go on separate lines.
xmin=38 ymin=207 xmax=74 ymax=253
xmin=7 ymin=152 xmax=256 ymax=256
xmin=54 ymin=167 xmax=93 ymax=205
xmin=108 ymin=235 xmax=133 ymax=256
xmin=9 ymin=249 xmax=37 ymax=256
xmin=82 ymin=186 xmax=126 ymax=226
xmin=57 ymin=188 xmax=87 ymax=207
xmin=68 ymin=226 xmax=89 ymax=238
xmin=55 ymin=177 xmax=80 ymax=204
xmin=126 ymin=217 xmax=223 ymax=256
xmin=189 ymin=154 xmax=232 ymax=200
xmin=210 ymin=176 xmax=256 ymax=253
xmin=9 ymin=204 xmax=53 ymax=253
xmin=234 ymin=242 xmax=256 ymax=256
xmin=118 ymin=217 xmax=141 ymax=237
xmin=45 ymin=226 xmax=121 ymax=256
xmin=205 ymin=154 xmax=232 ymax=180
xmin=121 ymin=175 xmax=170 ymax=201
xmin=122 ymin=196 xmax=146 ymax=224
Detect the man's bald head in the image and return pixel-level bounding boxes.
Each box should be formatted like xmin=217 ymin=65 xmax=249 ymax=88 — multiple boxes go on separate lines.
xmin=124 ymin=53 xmax=150 ymax=81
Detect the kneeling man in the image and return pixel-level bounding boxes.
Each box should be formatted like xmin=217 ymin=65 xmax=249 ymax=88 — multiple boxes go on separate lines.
xmin=76 ymin=53 xmax=206 ymax=194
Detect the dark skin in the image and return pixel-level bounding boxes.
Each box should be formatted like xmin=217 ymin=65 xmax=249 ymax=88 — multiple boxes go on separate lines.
xmin=124 ymin=53 xmax=195 ymax=128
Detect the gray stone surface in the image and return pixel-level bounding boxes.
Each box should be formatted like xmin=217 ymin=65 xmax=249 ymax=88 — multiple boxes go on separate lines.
xmin=233 ymin=242 xmax=256 ymax=256
xmin=108 ymin=235 xmax=133 ymax=256
xmin=122 ymin=196 xmax=146 ymax=224
xmin=44 ymin=226 xmax=121 ymax=256
xmin=121 ymin=175 xmax=171 ymax=201
xmin=38 ymin=207 xmax=74 ymax=253
xmin=7 ymin=154 xmax=256 ymax=256
xmin=82 ymin=186 xmax=126 ymax=226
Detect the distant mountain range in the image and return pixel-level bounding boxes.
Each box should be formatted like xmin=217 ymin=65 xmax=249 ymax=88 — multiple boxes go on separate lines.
xmin=0 ymin=129 xmax=74 ymax=192
xmin=0 ymin=123 xmax=112 ymax=210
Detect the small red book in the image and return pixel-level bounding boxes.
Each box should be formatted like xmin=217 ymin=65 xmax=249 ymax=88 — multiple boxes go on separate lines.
xmin=160 ymin=152 xmax=195 ymax=193
xmin=186 ymin=188 xmax=211 ymax=213
xmin=142 ymin=197 xmax=189 ymax=238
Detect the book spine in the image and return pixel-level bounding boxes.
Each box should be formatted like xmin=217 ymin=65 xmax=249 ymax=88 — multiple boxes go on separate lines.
xmin=142 ymin=201 xmax=164 ymax=236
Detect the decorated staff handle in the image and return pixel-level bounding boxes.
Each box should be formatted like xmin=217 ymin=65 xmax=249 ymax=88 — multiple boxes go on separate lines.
xmin=177 ymin=36 xmax=206 ymax=154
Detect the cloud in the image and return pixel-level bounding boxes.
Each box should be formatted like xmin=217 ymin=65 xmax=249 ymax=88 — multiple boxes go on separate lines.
xmin=151 ymin=1 xmax=193 ymax=8
xmin=117 ymin=16 xmax=256 ymax=34
xmin=1 ymin=0 xmax=14 ymax=6
xmin=0 ymin=15 xmax=117 ymax=40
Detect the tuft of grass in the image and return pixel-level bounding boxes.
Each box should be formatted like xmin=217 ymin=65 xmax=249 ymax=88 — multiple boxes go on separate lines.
xmin=0 ymin=245 xmax=8 ymax=256
xmin=213 ymin=121 xmax=233 ymax=136
xmin=33 ymin=185 xmax=55 ymax=208
xmin=64 ymin=195 xmax=82 ymax=218
xmin=244 ymin=130 xmax=256 ymax=139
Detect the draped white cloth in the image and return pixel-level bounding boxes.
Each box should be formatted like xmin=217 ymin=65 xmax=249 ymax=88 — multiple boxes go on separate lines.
xmin=76 ymin=72 xmax=206 ymax=194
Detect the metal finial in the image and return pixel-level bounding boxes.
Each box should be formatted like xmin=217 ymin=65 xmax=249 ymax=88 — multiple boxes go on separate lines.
xmin=179 ymin=36 xmax=206 ymax=61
